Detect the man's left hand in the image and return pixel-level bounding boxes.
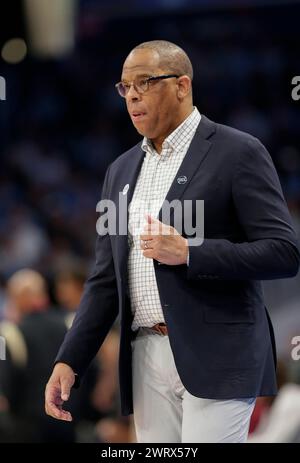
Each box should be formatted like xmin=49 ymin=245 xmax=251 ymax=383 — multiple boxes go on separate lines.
xmin=140 ymin=214 xmax=188 ymax=265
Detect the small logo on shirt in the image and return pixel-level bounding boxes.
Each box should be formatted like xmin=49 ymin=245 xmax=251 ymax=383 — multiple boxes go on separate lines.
xmin=122 ymin=184 xmax=129 ymax=195
xmin=177 ymin=175 xmax=187 ymax=185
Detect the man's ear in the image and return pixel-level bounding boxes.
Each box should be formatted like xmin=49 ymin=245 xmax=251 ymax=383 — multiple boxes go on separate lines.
xmin=177 ymin=75 xmax=192 ymax=99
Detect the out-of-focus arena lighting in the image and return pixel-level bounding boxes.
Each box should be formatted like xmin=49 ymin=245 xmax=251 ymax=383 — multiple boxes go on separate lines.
xmin=23 ymin=0 xmax=76 ymax=57
xmin=1 ymin=38 xmax=27 ymax=64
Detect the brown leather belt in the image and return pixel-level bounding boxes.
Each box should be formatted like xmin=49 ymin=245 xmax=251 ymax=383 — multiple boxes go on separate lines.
xmin=150 ymin=323 xmax=168 ymax=336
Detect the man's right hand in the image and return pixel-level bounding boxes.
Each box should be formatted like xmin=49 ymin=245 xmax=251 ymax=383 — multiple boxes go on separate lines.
xmin=45 ymin=362 xmax=75 ymax=421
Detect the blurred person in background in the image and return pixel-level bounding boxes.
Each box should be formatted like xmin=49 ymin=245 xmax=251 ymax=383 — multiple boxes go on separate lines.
xmin=247 ymin=329 xmax=300 ymax=442
xmin=54 ymin=265 xmax=88 ymax=329
xmin=248 ymin=359 xmax=288 ymax=435
xmin=54 ymin=266 xmax=132 ymax=442
xmin=45 ymin=39 xmax=299 ymax=443
xmin=54 ymin=266 xmax=119 ymax=416
xmin=0 ymin=276 xmax=6 ymax=321
xmin=248 ymin=360 xmax=300 ymax=443
xmin=0 ymin=269 xmax=74 ymax=442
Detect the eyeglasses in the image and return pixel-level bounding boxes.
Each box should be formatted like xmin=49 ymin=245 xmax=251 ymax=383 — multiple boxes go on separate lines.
xmin=115 ymin=74 xmax=179 ymax=97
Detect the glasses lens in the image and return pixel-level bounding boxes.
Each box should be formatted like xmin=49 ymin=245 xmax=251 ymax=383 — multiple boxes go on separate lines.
xmin=136 ymin=78 xmax=148 ymax=93
xmin=116 ymin=82 xmax=126 ymax=97
xmin=116 ymin=78 xmax=149 ymax=97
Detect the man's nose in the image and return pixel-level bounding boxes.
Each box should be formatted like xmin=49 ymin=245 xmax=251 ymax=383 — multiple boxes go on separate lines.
xmin=126 ymin=83 xmax=141 ymax=101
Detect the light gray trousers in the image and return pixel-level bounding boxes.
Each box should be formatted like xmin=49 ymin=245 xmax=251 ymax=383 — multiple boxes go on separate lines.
xmin=131 ymin=327 xmax=255 ymax=443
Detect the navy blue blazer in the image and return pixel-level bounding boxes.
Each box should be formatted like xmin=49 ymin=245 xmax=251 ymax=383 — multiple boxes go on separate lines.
xmin=55 ymin=115 xmax=300 ymax=416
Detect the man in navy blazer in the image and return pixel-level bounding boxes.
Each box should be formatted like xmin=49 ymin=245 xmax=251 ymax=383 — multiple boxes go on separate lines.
xmin=45 ymin=40 xmax=299 ymax=442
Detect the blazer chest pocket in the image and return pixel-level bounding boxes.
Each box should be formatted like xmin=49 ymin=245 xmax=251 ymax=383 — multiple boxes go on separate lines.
xmin=204 ymin=304 xmax=255 ymax=324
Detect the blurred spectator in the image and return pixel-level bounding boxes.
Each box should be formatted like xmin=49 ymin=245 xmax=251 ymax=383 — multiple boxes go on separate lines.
xmin=54 ymin=264 xmax=87 ymax=327
xmin=54 ymin=265 xmax=128 ymax=442
xmin=247 ymin=384 xmax=300 ymax=443
xmin=249 ymin=360 xmax=288 ymax=435
xmin=0 ymin=269 xmax=73 ymax=442
xmin=0 ymin=207 xmax=49 ymax=277
xmin=248 ymin=360 xmax=300 ymax=442
xmin=0 ymin=276 xmax=7 ymax=321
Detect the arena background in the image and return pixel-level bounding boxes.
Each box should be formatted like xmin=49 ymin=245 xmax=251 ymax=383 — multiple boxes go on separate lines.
xmin=0 ymin=0 xmax=300 ymax=443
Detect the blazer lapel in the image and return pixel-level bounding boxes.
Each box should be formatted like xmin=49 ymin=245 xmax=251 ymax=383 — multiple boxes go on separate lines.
xmin=116 ymin=144 xmax=144 ymax=276
xmin=157 ymin=114 xmax=216 ymax=224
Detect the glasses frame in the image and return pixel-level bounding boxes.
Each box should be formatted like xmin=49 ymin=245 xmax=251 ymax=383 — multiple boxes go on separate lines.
xmin=115 ymin=74 xmax=180 ymax=97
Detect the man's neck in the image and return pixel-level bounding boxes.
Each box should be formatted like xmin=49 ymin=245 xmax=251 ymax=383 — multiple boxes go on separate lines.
xmin=151 ymin=106 xmax=194 ymax=154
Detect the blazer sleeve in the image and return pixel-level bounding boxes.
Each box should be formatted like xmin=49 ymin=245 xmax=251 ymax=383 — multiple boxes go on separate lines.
xmin=187 ymin=137 xmax=300 ymax=281
xmin=54 ymin=164 xmax=119 ymax=381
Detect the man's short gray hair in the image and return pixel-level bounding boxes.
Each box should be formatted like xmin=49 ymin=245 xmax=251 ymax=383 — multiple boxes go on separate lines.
xmin=132 ymin=40 xmax=193 ymax=80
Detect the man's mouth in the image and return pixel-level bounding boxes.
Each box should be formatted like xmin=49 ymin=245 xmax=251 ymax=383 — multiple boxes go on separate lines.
xmin=131 ymin=112 xmax=146 ymax=121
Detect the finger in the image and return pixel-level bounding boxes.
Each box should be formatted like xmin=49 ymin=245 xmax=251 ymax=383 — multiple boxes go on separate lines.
xmin=140 ymin=234 xmax=154 ymax=241
xmin=45 ymin=387 xmax=65 ymax=419
xmin=46 ymin=401 xmax=73 ymax=421
xmin=143 ymin=223 xmax=161 ymax=234
xmin=143 ymin=221 xmax=166 ymax=234
xmin=143 ymin=250 xmax=155 ymax=259
xmin=144 ymin=215 xmax=163 ymax=230
xmin=61 ymin=379 xmax=72 ymax=401
xmin=145 ymin=214 xmax=153 ymax=224
xmin=140 ymin=240 xmax=154 ymax=250
xmin=149 ymin=224 xmax=176 ymax=236
xmin=145 ymin=214 xmax=160 ymax=225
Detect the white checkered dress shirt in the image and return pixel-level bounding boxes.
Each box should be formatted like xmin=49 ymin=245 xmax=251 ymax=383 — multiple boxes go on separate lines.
xmin=127 ymin=107 xmax=201 ymax=331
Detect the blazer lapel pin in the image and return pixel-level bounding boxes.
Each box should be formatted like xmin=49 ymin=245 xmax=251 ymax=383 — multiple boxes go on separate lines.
xmin=177 ymin=175 xmax=187 ymax=185
xmin=122 ymin=183 xmax=129 ymax=195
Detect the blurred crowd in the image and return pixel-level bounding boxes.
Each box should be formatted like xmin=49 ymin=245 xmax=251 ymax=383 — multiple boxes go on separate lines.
xmin=0 ymin=267 xmax=135 ymax=442
xmin=0 ymin=3 xmax=300 ymax=442
xmin=0 ymin=6 xmax=300 ymax=285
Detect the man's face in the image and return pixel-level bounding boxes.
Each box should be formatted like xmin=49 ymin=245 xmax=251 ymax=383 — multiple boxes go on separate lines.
xmin=121 ymin=49 xmax=180 ymax=141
